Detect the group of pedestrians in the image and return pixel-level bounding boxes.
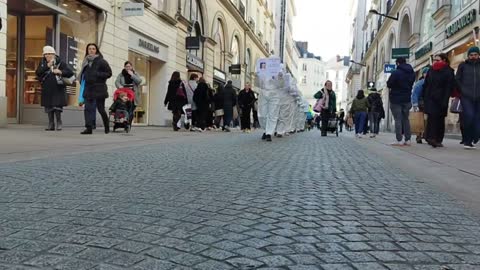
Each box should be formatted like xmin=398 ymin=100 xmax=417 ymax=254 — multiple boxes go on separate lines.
xmin=164 ymin=73 xmax=260 ymax=133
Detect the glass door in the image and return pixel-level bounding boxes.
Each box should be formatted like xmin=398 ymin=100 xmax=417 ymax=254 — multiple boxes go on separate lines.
xmin=128 ymin=51 xmax=150 ymax=125
xmin=6 ymin=14 xmax=18 ymax=121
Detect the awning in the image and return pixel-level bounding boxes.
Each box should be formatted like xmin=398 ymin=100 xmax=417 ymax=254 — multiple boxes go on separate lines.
xmin=9 ymin=0 xmax=67 ymax=15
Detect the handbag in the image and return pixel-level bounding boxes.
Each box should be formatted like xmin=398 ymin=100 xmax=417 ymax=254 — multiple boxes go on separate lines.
xmin=215 ymin=109 xmax=224 ymax=117
xmin=449 ymin=97 xmax=462 ymax=113
xmin=62 ymin=75 xmax=76 ymax=86
xmin=78 ymin=79 xmax=85 ymax=105
xmin=409 ymin=111 xmax=425 ymax=133
xmin=313 ymin=98 xmax=324 ymax=113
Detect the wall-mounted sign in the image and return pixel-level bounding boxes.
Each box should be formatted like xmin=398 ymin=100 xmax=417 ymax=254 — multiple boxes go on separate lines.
xmin=392 ymin=48 xmax=410 ymax=59
xmin=214 ymin=68 xmax=226 ymax=81
xmin=384 ymin=64 xmax=396 ymax=74
xmin=415 ymin=42 xmax=433 ymax=59
xmin=446 ymin=9 xmax=476 ymax=39
xmin=186 ymin=53 xmax=204 ymax=71
xmin=129 ymin=29 xmax=168 ymax=61
xmin=229 ymin=64 xmax=242 ymax=74
xmin=139 ymin=39 xmax=159 ymax=53
xmin=122 ymin=2 xmax=144 ymax=17
xmin=186 ymin=36 xmax=200 ymax=50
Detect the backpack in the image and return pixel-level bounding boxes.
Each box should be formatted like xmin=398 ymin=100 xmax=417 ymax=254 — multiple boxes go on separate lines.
xmin=176 ymin=84 xmax=186 ymax=98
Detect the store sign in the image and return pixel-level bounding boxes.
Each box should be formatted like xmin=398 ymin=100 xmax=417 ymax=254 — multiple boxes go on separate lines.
xmin=229 ymin=64 xmax=242 ymax=74
xmin=186 ymin=53 xmax=204 ymax=70
xmin=186 ymin=36 xmax=200 ymax=50
xmin=446 ymin=9 xmax=476 ymax=38
xmin=122 ymin=3 xmax=144 ymax=17
xmin=415 ymin=42 xmax=433 ymax=59
xmin=129 ymin=29 xmax=168 ymax=61
xmin=214 ymin=68 xmax=226 ymax=81
xmin=384 ymin=64 xmax=396 ymax=73
xmin=392 ymin=48 xmax=410 ymax=59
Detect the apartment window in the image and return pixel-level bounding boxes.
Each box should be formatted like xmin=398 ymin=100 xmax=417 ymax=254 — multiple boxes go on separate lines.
xmin=302 ymin=76 xmax=307 ymax=84
xmin=151 ymin=0 xmax=165 ymax=11
xmin=452 ymin=0 xmax=474 ymax=18
xmin=420 ymin=0 xmax=437 ymax=42
xmin=302 ymin=64 xmax=307 ymax=71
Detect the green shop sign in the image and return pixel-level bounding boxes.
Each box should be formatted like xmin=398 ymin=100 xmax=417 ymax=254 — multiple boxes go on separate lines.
xmin=415 ymin=42 xmax=432 ymax=59
xmin=446 ymin=9 xmax=476 ymax=39
xmin=392 ymin=48 xmax=410 ymax=59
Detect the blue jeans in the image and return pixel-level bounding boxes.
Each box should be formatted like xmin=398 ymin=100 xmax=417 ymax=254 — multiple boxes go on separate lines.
xmin=390 ymin=102 xmax=412 ymax=142
xmin=369 ymin=112 xmax=380 ymax=134
xmin=354 ymin=112 xmax=367 ymax=134
xmin=461 ymin=97 xmax=480 ymax=145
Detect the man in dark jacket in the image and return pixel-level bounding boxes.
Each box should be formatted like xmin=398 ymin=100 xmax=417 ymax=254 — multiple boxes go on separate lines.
xmin=238 ymin=82 xmax=256 ymax=132
xmin=222 ymin=80 xmax=237 ymax=131
xmin=456 ymin=46 xmax=480 ymax=149
xmin=387 ymin=57 xmax=415 ymax=145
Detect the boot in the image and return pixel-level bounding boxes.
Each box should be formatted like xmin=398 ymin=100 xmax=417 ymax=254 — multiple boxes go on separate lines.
xmin=104 ymin=123 xmax=110 ymax=134
xmin=45 ymin=112 xmax=55 ymax=131
xmin=80 ymin=129 xmax=92 ymax=135
xmin=55 ymin=111 xmax=62 ymax=131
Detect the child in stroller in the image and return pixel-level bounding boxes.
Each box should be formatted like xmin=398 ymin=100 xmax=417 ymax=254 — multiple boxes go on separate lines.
xmin=110 ymin=88 xmax=135 ymax=133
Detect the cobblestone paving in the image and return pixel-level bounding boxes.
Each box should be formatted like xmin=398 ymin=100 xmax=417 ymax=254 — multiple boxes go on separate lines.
xmin=1 ymin=131 xmax=480 ymax=270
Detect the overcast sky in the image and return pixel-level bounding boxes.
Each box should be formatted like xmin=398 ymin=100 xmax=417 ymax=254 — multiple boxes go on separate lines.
xmin=293 ymin=0 xmax=353 ymax=60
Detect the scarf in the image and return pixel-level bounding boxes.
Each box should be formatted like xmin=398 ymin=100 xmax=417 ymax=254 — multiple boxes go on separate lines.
xmin=322 ymin=88 xmax=330 ymax=110
xmin=432 ymin=61 xmax=448 ymax=71
xmin=122 ymin=69 xmax=134 ymax=85
xmin=80 ymin=54 xmax=99 ymax=76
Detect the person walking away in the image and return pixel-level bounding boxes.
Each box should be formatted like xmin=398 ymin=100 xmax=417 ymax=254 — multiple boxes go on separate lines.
xmin=411 ymin=66 xmax=429 ymax=144
xmin=456 ymin=46 xmax=480 ymax=149
xmin=222 ymin=80 xmax=237 ymax=132
xmin=337 ymin=109 xmax=345 ymax=132
xmin=206 ymin=84 xmax=216 ymax=129
xmin=367 ymin=88 xmax=383 ymax=138
xmin=213 ymin=85 xmax=225 ymax=128
xmin=164 ymin=71 xmax=187 ymax=131
xmin=386 ymin=57 xmax=415 ymax=145
xmin=238 ymin=82 xmax=256 ymax=132
xmin=193 ymin=77 xmax=210 ymax=131
xmin=314 ymin=80 xmax=337 ymax=136
xmin=114 ymin=61 xmax=143 ymax=124
xmin=349 ymin=90 xmax=369 ymax=138
xmin=184 ymin=74 xmax=199 ymax=130
xmin=36 ymin=46 xmax=74 ymax=131
xmin=256 ymin=70 xmax=281 ymax=141
xmin=423 ymin=53 xmax=455 ymax=148
xmin=80 ymin=43 xmax=112 ymax=135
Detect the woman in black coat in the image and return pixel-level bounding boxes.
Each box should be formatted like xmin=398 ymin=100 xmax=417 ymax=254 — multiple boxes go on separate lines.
xmin=213 ymin=84 xmax=225 ymax=128
xmin=423 ymin=53 xmax=456 ymax=147
xmin=79 ymin=43 xmax=112 ymax=135
xmin=164 ymin=71 xmax=187 ymax=131
xmin=36 ymin=46 xmax=74 ymax=131
xmin=193 ymin=77 xmax=211 ymax=130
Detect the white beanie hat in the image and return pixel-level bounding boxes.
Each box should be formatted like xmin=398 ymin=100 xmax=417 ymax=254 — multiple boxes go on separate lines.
xmin=42 ymin=46 xmax=56 ymax=55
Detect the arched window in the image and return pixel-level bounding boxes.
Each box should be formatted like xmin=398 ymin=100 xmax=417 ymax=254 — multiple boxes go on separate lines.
xmin=231 ymin=36 xmax=240 ymax=64
xmin=182 ymin=0 xmax=204 ymax=59
xmin=246 ymin=49 xmax=251 ymax=73
xmin=420 ymin=0 xmax=437 ymax=42
xmin=214 ymin=18 xmax=225 ymax=70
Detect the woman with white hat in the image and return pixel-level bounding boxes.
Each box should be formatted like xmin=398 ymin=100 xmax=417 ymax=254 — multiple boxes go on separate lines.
xmin=35 ymin=45 xmax=74 ymax=131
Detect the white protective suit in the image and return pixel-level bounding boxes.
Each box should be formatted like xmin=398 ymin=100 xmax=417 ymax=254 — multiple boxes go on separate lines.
xmin=275 ymin=74 xmax=294 ymax=135
xmin=287 ymin=83 xmax=300 ymax=133
xmin=256 ymin=73 xmax=285 ymax=136
xmin=295 ymin=96 xmax=307 ymax=131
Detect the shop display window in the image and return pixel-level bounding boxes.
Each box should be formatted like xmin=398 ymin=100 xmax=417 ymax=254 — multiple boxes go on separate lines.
xmin=128 ymin=51 xmax=150 ymax=124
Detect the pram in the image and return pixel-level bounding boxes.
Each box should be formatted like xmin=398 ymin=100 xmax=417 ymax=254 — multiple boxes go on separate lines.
xmin=323 ymin=116 xmax=339 ymax=137
xmin=110 ymin=88 xmax=135 ymax=133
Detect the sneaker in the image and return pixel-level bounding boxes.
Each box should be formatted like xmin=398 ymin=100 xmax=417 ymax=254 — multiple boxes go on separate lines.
xmin=391 ymin=141 xmax=403 ymax=146
xmin=261 ymin=133 xmax=267 ymax=140
xmin=464 ymin=144 xmax=476 ymax=149
xmin=266 ymin=135 xmax=272 ymax=141
xmin=404 ymin=140 xmax=411 ymax=146
xmin=358 ymin=134 xmax=363 ymax=138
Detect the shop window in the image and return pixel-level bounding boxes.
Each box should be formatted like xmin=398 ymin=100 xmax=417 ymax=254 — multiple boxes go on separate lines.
xmin=58 ymin=0 xmax=98 ymax=106
xmin=128 ymin=51 xmax=150 ymax=125
xmin=420 ymin=0 xmax=437 ymax=42
xmin=231 ymin=36 xmax=240 ymax=64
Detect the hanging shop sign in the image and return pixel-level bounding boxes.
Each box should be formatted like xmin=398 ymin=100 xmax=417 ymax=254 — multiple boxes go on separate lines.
xmin=415 ymin=42 xmax=433 ymax=59
xmin=186 ymin=36 xmax=200 ymax=50
xmin=186 ymin=53 xmax=204 ymax=71
xmin=229 ymin=64 xmax=242 ymax=74
xmin=446 ymin=9 xmax=476 ymax=39
xmin=392 ymin=48 xmax=410 ymax=59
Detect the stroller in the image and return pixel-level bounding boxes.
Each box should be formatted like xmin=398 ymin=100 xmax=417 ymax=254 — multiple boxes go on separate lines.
xmin=324 ymin=116 xmax=339 ymax=137
xmin=110 ymin=88 xmax=135 ymax=133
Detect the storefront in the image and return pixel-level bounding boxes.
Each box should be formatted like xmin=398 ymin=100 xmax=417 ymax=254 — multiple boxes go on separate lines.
xmin=6 ymin=0 xmax=99 ymax=125
xmin=127 ymin=28 xmax=168 ymax=125
xmin=213 ymin=68 xmax=226 ymax=92
xmin=186 ymin=53 xmax=204 ymax=80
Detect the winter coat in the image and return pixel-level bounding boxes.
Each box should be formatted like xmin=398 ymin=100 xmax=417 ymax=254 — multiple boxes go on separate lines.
xmin=213 ymin=92 xmax=224 ymax=111
xmin=367 ymin=92 xmax=383 ymax=113
xmin=456 ymin=59 xmax=480 ymax=101
xmin=313 ymin=88 xmax=337 ymax=113
xmin=238 ymin=89 xmax=256 ymax=108
xmin=423 ymin=62 xmax=455 ymax=117
xmin=411 ymin=78 xmax=425 ymax=108
xmin=349 ymin=97 xmax=369 ymax=114
xmin=223 ymin=84 xmax=237 ymax=110
xmin=387 ymin=63 xmax=416 ymax=104
xmin=114 ymin=70 xmax=143 ymax=106
xmin=81 ymin=56 xmax=112 ymax=99
xmin=185 ymin=80 xmax=198 ymax=110
xmin=164 ymin=79 xmax=187 ymax=112
xmin=35 ymin=56 xmax=74 ymax=108
xmin=193 ymin=82 xmax=210 ymax=111
xmin=109 ymin=99 xmax=132 ymax=112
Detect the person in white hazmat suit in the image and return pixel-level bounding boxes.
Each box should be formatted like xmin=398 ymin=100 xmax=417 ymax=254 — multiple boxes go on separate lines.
xmin=275 ymin=73 xmax=294 ymax=137
xmin=286 ymin=82 xmax=301 ymax=134
xmin=295 ymin=96 xmax=307 ymax=132
xmin=255 ymin=71 xmax=286 ymax=142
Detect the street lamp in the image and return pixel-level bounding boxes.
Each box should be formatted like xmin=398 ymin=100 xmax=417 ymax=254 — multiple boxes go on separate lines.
xmin=350 ymin=60 xmax=366 ymax=67
xmin=369 ymin=9 xmax=399 ymax=21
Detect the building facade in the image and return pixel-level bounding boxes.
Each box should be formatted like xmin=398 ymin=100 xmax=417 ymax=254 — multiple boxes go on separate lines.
xmin=348 ymin=0 xmax=479 ymax=134
xmin=296 ymin=42 xmax=326 ymax=105
xmin=273 ymin=0 xmax=298 ymax=75
xmin=0 ymin=0 xmax=274 ymax=127
xmin=325 ymin=57 xmax=350 ymax=112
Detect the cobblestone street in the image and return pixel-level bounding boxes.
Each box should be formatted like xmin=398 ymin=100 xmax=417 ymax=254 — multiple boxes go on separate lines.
xmin=1 ymin=130 xmax=480 ymax=270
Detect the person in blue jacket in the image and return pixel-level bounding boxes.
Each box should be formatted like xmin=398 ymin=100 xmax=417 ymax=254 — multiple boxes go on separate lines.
xmin=411 ymin=66 xmax=430 ymax=144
